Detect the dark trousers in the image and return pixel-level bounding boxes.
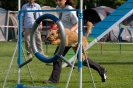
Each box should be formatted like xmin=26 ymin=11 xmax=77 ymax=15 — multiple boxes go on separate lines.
xmin=49 ymin=46 xmax=104 ymax=83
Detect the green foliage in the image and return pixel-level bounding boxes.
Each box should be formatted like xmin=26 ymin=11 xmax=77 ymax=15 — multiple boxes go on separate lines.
xmin=76 ymin=0 xmax=127 ymax=9
xmin=0 ymin=0 xmax=55 ymax=11
xmin=114 ymin=0 xmax=127 ymax=8
xmin=0 ymin=0 xmax=128 ymax=10
xmin=42 ymin=0 xmax=56 ymax=7
xmin=36 ymin=0 xmax=45 ymax=6
xmin=0 ymin=0 xmax=18 ymax=11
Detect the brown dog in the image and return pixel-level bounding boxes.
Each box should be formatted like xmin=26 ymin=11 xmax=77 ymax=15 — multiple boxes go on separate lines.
xmin=47 ymin=21 xmax=93 ymax=61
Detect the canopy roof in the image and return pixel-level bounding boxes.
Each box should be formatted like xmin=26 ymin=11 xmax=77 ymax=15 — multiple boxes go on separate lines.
xmin=41 ymin=6 xmax=58 ymax=17
xmin=83 ymin=6 xmax=115 ymax=25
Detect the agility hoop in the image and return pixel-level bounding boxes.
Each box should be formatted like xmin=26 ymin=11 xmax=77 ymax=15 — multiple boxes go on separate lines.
xmin=30 ymin=14 xmax=65 ymax=63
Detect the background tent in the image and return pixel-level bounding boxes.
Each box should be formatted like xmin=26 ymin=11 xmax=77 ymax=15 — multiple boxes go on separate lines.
xmin=8 ymin=11 xmax=18 ymax=41
xmin=0 ymin=6 xmax=58 ymax=41
xmin=41 ymin=6 xmax=58 ymax=27
xmin=0 ymin=8 xmax=18 ymax=41
xmin=41 ymin=6 xmax=58 ymax=17
xmin=40 ymin=6 xmax=59 ymax=41
xmin=83 ymin=6 xmax=133 ymax=42
xmin=0 ymin=8 xmax=8 ymax=41
xmin=83 ymin=6 xmax=114 ymax=25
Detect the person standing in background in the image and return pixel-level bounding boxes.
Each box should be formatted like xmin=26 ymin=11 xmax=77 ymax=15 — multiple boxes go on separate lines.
xmin=22 ymin=0 xmax=47 ymax=57
xmin=43 ymin=0 xmax=106 ymax=84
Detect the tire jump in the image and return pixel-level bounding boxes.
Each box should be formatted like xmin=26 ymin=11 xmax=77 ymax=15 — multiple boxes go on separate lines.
xmin=30 ymin=14 xmax=66 ymax=63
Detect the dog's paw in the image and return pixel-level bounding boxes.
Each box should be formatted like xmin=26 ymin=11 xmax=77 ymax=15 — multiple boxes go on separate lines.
xmin=71 ymin=43 xmax=78 ymax=47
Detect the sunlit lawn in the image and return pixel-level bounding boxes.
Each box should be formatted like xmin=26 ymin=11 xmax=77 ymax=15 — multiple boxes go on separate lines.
xmin=0 ymin=42 xmax=133 ymax=88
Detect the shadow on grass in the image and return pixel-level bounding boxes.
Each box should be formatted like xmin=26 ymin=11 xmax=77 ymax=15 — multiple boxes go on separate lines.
xmin=73 ymin=62 xmax=133 ymax=66
xmin=59 ymin=80 xmax=100 ymax=84
xmin=98 ymin=62 xmax=133 ymax=65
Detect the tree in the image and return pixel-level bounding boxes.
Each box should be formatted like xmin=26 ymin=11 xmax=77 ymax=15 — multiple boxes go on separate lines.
xmin=114 ymin=0 xmax=126 ymax=8
xmin=0 ymin=0 xmax=18 ymax=11
xmin=0 ymin=0 xmax=49 ymax=11
xmin=84 ymin=0 xmax=127 ymax=9
xmin=0 ymin=0 xmax=128 ymax=11
xmin=42 ymin=0 xmax=56 ymax=7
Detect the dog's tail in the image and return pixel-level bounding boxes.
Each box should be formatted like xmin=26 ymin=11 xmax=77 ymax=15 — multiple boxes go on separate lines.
xmin=84 ymin=21 xmax=93 ymax=38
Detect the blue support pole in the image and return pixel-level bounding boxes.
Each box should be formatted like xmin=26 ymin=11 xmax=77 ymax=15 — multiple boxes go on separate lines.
xmin=17 ymin=11 xmax=23 ymax=88
xmin=18 ymin=11 xmax=22 ymax=66
xmin=78 ymin=0 xmax=83 ymax=87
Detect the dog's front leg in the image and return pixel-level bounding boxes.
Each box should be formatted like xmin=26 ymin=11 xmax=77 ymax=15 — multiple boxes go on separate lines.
xmin=51 ymin=39 xmax=60 ymax=45
xmin=56 ymin=39 xmax=61 ymax=45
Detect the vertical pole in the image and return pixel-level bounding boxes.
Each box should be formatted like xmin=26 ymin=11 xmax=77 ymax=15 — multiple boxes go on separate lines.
xmin=100 ymin=43 xmax=103 ymax=54
xmin=46 ymin=20 xmax=48 ymax=54
xmin=78 ymin=0 xmax=83 ymax=88
xmin=17 ymin=12 xmax=23 ymax=88
xmin=119 ymin=24 xmax=123 ymax=54
xmin=17 ymin=1 xmax=23 ymax=87
xmin=5 ymin=11 xmax=9 ymax=41
xmin=100 ymin=38 xmax=103 ymax=54
xmin=120 ymin=37 xmax=122 ymax=54
xmin=18 ymin=0 xmax=20 ymax=11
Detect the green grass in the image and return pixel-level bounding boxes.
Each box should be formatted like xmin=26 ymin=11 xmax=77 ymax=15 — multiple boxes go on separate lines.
xmin=0 ymin=42 xmax=133 ymax=88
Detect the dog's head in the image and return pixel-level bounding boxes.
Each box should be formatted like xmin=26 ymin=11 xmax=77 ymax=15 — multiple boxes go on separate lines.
xmin=47 ymin=29 xmax=60 ymax=42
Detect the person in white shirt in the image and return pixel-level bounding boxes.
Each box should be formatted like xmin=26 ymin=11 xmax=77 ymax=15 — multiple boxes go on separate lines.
xmin=43 ymin=0 xmax=106 ymax=84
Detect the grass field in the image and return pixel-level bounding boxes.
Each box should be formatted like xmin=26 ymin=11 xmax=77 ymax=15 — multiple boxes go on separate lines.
xmin=0 ymin=42 xmax=133 ymax=88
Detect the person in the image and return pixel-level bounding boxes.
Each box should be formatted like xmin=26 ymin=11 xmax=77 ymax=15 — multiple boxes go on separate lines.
xmin=43 ymin=0 xmax=106 ymax=84
xmin=22 ymin=0 xmax=47 ymax=57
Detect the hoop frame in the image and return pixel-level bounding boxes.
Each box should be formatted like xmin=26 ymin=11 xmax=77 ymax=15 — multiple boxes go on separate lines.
xmin=30 ymin=14 xmax=66 ymax=63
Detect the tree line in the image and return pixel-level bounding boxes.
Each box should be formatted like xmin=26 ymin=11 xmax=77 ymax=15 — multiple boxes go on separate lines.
xmin=0 ymin=0 xmax=127 ymax=11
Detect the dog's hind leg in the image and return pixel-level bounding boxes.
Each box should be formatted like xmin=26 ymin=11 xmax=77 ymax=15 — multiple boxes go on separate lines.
xmin=72 ymin=47 xmax=86 ymax=61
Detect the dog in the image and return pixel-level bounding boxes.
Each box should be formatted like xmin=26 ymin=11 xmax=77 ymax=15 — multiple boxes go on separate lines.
xmin=47 ymin=21 xmax=93 ymax=61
